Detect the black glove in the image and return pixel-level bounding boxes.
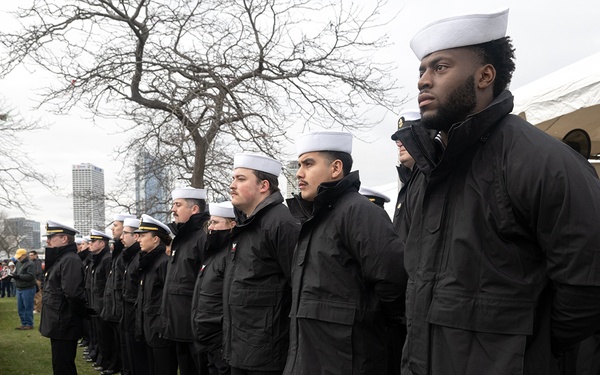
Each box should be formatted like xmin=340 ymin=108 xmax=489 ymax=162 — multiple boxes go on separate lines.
xmin=385 ymin=313 xmax=405 ymax=327
xmin=11 ymin=274 xmax=20 ymax=280
xmin=69 ymin=298 xmax=96 ymax=319
xmin=85 ymin=306 xmax=97 ymax=318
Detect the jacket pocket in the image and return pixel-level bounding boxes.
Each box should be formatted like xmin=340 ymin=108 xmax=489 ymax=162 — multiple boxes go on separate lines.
xmin=229 ymin=287 xmax=276 ymax=347
xmin=295 ymin=298 xmax=355 ymax=373
xmin=426 ymin=291 xmax=535 ymax=335
xmin=42 ymin=293 xmax=65 ymax=333
xmin=296 ymin=298 xmax=355 ymax=325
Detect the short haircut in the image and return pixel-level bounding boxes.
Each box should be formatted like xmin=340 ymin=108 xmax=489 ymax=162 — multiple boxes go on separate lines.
xmin=29 ymin=250 xmax=38 ymax=255
xmin=153 ymin=231 xmax=172 ymax=247
xmin=469 ymin=36 xmax=516 ymax=98
xmin=252 ymin=170 xmax=280 ymax=194
xmin=320 ymin=151 xmax=353 ymax=177
xmin=184 ymin=198 xmax=206 ymax=213
xmin=92 ymin=238 xmax=108 ymax=247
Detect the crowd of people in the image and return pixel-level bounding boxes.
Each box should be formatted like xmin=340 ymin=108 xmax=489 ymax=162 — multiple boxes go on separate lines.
xmin=9 ymin=7 xmax=600 ymax=375
xmin=0 ymin=260 xmax=16 ymax=298
xmin=1 ymin=249 xmax=44 ymax=329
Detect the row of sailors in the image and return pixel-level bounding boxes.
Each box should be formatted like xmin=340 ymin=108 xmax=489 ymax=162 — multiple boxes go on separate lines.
xmin=39 ymin=129 xmax=407 ymax=375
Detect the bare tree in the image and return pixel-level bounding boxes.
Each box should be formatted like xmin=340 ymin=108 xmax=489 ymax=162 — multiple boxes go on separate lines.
xmin=0 ymin=213 xmax=31 ymax=257
xmin=0 ymin=99 xmax=56 ymax=212
xmin=0 ymin=211 xmax=9 ymax=256
xmin=0 ymin=0 xmax=402 ymax=192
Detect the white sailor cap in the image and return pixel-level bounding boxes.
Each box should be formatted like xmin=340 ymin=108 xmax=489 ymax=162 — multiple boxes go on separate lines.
xmin=90 ymin=229 xmax=111 ymax=241
xmin=359 ymin=186 xmax=391 ymax=204
xmin=172 ymin=187 xmax=207 ymax=200
xmin=114 ymin=213 xmax=137 ymax=222
xmin=233 ymin=153 xmax=282 ymax=177
xmin=123 ymin=217 xmax=140 ymax=228
xmin=135 ymin=214 xmax=172 ymax=235
xmin=410 ymin=8 xmax=509 ymax=60
xmin=295 ymin=131 xmax=353 ymax=157
xmin=75 ymin=237 xmax=84 ymax=244
xmin=209 ymin=201 xmax=235 ymax=219
xmin=45 ymin=220 xmax=78 ymax=236
xmin=83 ymin=236 xmax=91 ymax=242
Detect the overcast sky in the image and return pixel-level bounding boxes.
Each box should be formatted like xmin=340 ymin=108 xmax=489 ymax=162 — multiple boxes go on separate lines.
xmin=1 ymin=0 xmax=599 ymax=230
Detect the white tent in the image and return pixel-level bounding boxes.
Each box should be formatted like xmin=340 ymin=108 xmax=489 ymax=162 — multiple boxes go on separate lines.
xmin=512 ymin=52 xmax=600 ymax=174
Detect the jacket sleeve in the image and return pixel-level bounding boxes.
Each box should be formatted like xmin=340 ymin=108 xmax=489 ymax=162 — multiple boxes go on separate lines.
xmin=68 ymin=296 xmax=97 ymax=319
xmin=35 ymin=260 xmax=43 ymax=278
xmin=269 ymin=214 xmax=300 ymax=285
xmin=19 ymin=263 xmax=36 ymax=282
xmin=157 ymin=256 xmax=168 ymax=286
xmin=344 ymin=197 xmax=408 ymax=322
xmin=507 ymin=127 xmax=600 ymax=354
xmin=61 ymin=256 xmax=86 ymax=300
xmin=61 ymin=256 xmax=93 ymax=318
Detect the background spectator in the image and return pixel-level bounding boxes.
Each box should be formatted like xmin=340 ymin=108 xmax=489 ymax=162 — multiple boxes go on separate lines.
xmin=29 ymin=250 xmax=44 ymax=313
xmin=13 ymin=248 xmax=37 ymax=330
xmin=0 ymin=262 xmax=12 ymax=297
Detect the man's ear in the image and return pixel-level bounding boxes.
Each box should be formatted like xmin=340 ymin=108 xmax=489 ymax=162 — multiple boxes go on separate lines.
xmin=477 ymin=64 xmax=496 ymax=90
xmin=259 ymin=179 xmax=270 ymax=193
xmin=331 ymin=159 xmax=344 ymax=179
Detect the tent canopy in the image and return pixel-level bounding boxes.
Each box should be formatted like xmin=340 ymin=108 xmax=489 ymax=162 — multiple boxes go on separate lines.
xmin=512 ymin=52 xmax=600 ymax=160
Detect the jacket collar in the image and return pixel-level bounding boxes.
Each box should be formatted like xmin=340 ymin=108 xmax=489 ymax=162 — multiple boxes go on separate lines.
xmin=138 ymin=244 xmax=166 ymax=272
xmin=234 ymin=190 xmax=285 ymax=226
xmin=396 ymin=165 xmax=413 ymax=185
xmin=45 ymin=243 xmax=78 ymax=271
xmin=91 ymin=246 xmax=110 ymax=266
xmin=176 ymin=211 xmax=210 ymax=235
xmin=122 ymin=242 xmax=141 ymax=262
xmin=443 ymin=90 xmax=514 ymax=160
xmin=312 ymin=170 xmax=361 ymax=214
xmin=286 ymin=195 xmax=313 ymax=224
xmin=395 ymin=124 xmax=443 ymax=177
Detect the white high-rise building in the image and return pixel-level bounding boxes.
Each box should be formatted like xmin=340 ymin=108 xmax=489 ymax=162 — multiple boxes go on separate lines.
xmin=72 ymin=163 xmax=105 ymax=235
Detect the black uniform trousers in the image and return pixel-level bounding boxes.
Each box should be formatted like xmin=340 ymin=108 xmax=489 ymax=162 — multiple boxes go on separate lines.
xmin=387 ymin=324 xmax=407 ymax=375
xmin=81 ymin=317 xmax=91 ymax=346
xmin=98 ymin=319 xmax=121 ymax=371
xmin=207 ymin=347 xmax=230 ymax=375
xmin=176 ymin=340 xmax=208 ymax=374
xmin=89 ymin=316 xmax=103 ymax=364
xmin=124 ymin=330 xmax=150 ymax=375
xmin=119 ymin=324 xmax=131 ymax=375
xmin=50 ymin=338 xmax=78 ymax=375
xmin=148 ymin=344 xmax=178 ymax=375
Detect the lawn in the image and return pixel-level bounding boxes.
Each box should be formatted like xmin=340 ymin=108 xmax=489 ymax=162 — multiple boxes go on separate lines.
xmin=0 ymin=296 xmax=98 ymax=375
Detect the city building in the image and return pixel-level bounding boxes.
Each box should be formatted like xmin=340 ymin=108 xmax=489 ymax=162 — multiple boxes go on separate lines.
xmin=72 ymin=163 xmax=105 ymax=234
xmin=2 ymin=217 xmax=41 ymax=250
xmin=135 ymin=151 xmax=170 ymax=222
xmin=284 ymin=160 xmax=299 ymax=199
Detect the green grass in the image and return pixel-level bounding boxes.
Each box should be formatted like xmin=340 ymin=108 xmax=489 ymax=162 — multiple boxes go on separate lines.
xmin=0 ymin=296 xmax=98 ymax=375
